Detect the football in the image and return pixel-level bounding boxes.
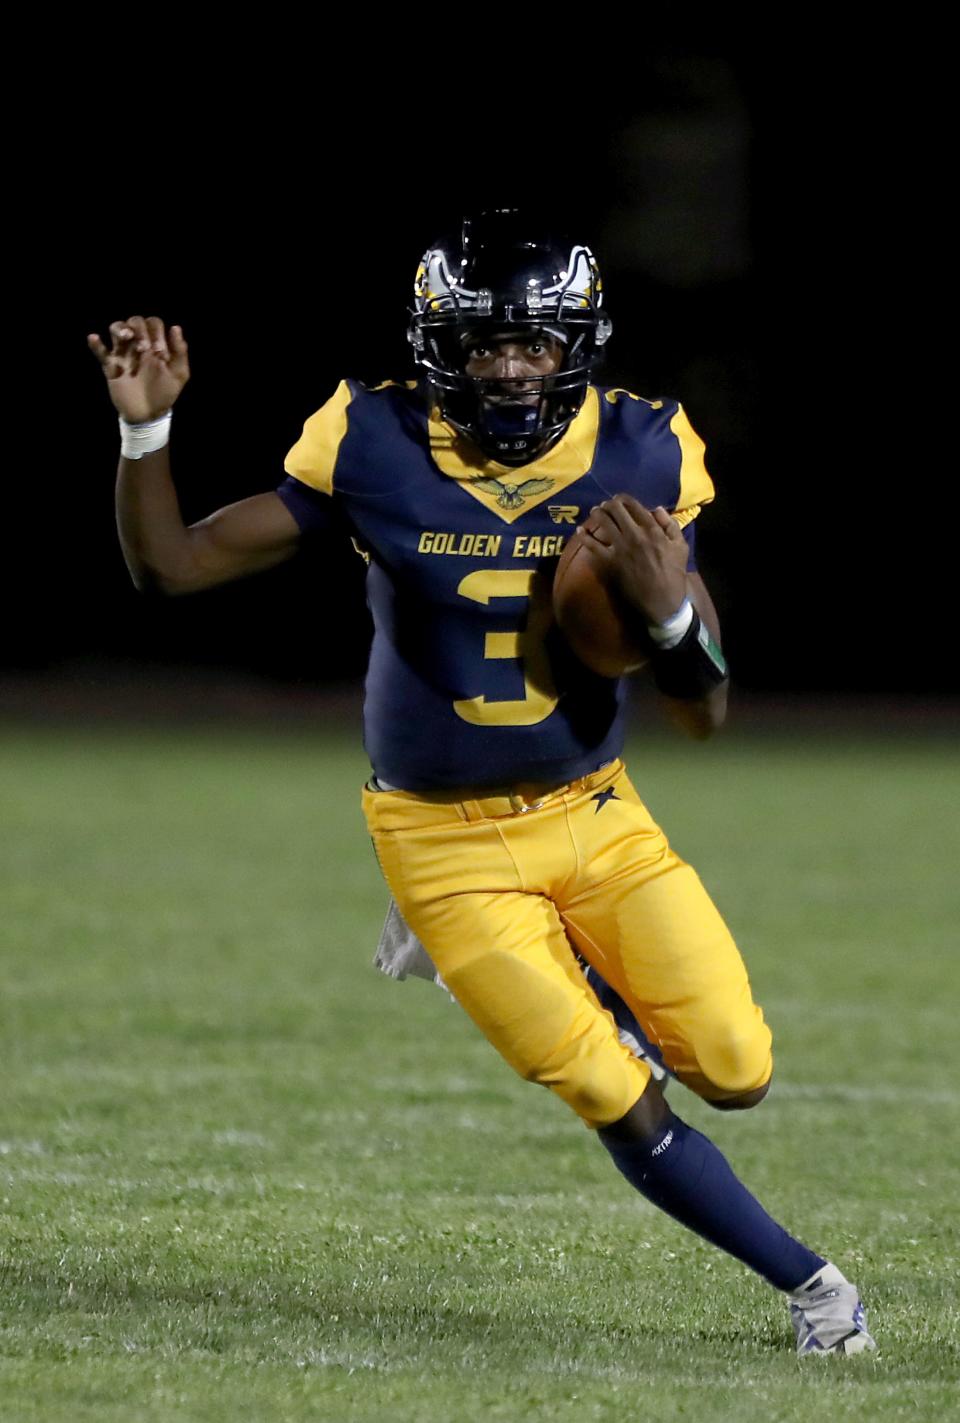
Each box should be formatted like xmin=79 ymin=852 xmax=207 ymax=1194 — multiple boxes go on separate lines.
xmin=552 ymin=529 xmax=649 ymax=679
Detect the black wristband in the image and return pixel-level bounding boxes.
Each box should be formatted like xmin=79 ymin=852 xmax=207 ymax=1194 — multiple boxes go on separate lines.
xmin=651 ymin=608 xmax=729 ymax=700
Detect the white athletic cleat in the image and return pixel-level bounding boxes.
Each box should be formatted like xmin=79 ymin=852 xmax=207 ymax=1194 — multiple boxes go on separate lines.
xmin=788 ymin=1262 xmax=876 ymax=1356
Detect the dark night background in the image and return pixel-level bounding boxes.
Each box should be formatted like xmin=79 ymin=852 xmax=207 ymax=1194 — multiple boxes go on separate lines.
xmin=7 ymin=49 xmax=955 ymax=715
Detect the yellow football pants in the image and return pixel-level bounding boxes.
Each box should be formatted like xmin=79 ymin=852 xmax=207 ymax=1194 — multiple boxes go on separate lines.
xmin=362 ymin=760 xmax=772 ymax=1129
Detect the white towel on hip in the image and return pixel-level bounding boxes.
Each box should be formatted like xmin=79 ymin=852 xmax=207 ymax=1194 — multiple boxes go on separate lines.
xmin=373 ymin=898 xmax=446 ymax=986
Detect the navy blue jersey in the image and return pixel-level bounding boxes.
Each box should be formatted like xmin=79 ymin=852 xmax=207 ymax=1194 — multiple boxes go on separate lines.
xmin=277 ymin=381 xmax=714 ymax=790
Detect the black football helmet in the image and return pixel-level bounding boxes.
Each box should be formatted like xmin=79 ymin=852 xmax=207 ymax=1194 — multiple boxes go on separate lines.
xmin=408 ymin=210 xmax=612 ymax=464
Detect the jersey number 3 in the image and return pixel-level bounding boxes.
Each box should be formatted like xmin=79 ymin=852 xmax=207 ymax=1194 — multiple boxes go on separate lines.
xmin=453 ymin=570 xmax=559 ymax=727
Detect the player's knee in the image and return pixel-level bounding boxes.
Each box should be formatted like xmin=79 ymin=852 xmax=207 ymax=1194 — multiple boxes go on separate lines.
xmin=528 ymin=1048 xmax=647 ymax=1129
xmin=682 ymin=1027 xmax=773 ymax=1107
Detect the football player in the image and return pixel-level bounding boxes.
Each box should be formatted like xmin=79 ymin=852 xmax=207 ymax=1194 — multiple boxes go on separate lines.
xmin=89 ymin=210 xmax=874 ymax=1355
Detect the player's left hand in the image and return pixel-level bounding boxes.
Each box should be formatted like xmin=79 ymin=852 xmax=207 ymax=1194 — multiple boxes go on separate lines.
xmin=582 ymin=495 xmax=689 ymax=626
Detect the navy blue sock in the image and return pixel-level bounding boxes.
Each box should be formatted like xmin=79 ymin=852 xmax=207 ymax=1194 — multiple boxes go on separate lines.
xmin=601 ymin=1111 xmax=824 ymax=1291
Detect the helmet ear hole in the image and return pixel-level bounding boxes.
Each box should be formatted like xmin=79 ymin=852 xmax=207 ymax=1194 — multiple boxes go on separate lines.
xmin=596 ymin=316 xmax=613 ymax=347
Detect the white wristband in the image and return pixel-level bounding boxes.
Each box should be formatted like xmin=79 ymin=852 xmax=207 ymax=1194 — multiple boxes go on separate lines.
xmin=119 ymin=411 xmax=171 ymax=460
xmin=647 ymin=596 xmax=694 ymax=650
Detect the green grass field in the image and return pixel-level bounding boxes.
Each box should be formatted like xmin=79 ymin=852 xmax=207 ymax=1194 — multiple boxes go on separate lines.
xmin=1 ymin=721 xmax=958 ymax=1422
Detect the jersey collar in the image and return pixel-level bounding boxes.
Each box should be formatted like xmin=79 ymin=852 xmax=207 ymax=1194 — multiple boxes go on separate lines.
xmin=427 ymin=386 xmax=600 ymax=524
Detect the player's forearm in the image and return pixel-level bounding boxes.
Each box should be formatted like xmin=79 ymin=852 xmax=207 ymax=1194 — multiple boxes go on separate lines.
xmin=116 ymin=445 xmax=198 ymax=595
xmin=655 ymin=576 xmax=729 ymax=739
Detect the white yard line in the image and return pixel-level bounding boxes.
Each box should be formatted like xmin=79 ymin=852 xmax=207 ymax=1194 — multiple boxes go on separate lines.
xmin=770 ymin=1081 xmax=960 ymax=1105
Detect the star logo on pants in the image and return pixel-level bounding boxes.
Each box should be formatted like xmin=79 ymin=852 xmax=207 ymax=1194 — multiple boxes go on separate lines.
xmin=592 ymin=787 xmax=620 ymax=813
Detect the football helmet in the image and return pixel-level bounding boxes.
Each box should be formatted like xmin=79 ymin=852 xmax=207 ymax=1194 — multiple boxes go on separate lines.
xmin=408 ymin=210 xmax=612 ymax=464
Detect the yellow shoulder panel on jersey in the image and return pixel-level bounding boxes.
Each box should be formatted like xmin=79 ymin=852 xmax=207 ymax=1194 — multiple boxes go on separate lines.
xmin=671 ymin=405 xmax=715 ymax=524
xmin=283 ymin=380 xmax=354 ymax=494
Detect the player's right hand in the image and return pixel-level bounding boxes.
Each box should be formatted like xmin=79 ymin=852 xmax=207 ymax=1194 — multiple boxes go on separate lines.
xmin=87 ymin=316 xmax=190 ymax=424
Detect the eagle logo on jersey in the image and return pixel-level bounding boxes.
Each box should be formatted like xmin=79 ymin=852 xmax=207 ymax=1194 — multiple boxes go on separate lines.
xmin=470 ymin=476 xmax=555 ymax=510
